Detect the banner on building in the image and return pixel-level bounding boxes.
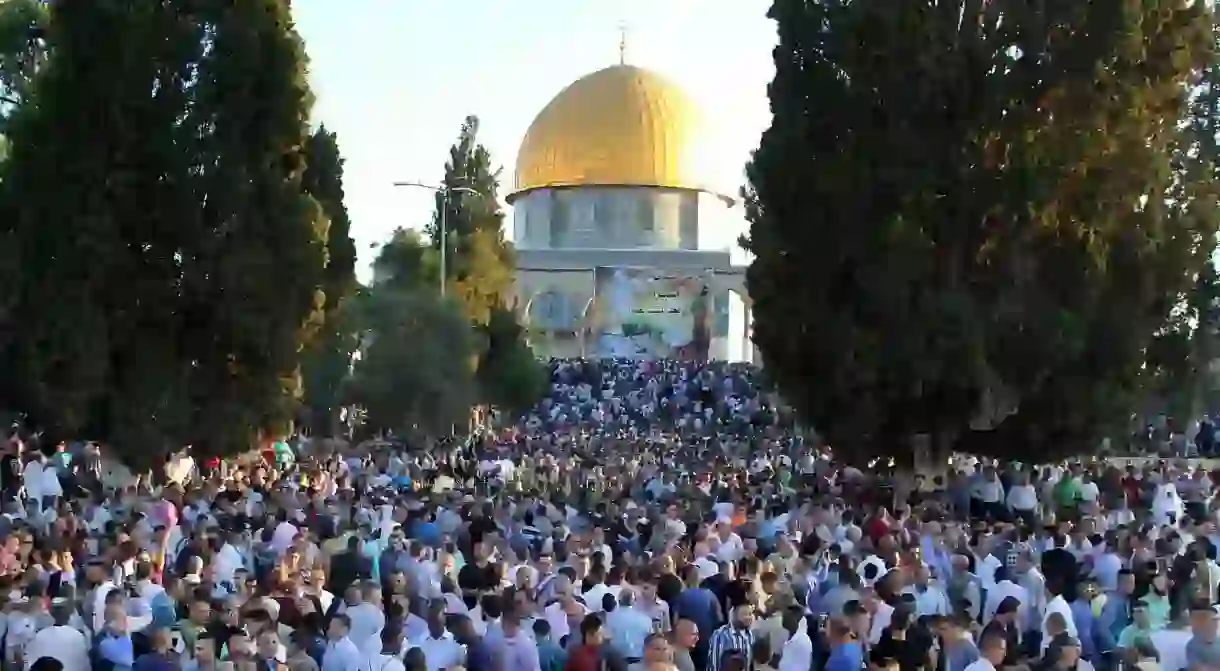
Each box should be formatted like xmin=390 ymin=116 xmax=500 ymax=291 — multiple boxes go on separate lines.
xmin=590 ymin=266 xmax=711 ymax=360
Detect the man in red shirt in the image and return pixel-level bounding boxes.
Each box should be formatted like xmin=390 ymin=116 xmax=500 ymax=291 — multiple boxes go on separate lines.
xmin=565 ymin=613 xmax=606 ymax=671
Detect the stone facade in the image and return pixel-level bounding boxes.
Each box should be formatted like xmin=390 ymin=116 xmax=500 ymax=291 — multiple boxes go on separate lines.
xmin=510 ymin=187 xmax=755 ymax=362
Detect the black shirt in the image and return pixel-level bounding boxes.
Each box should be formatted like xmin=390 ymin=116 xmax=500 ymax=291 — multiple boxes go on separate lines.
xmin=657 ymin=572 xmax=683 ymax=606
xmin=724 ymin=577 xmax=753 ymax=610
xmin=458 ymin=561 xmax=497 ymax=593
xmin=871 ymin=627 xmax=933 ymax=671
xmin=328 ymin=550 xmax=372 ymax=595
xmin=467 ymin=516 xmax=497 ymax=547
xmin=0 ymin=454 xmax=18 ymax=492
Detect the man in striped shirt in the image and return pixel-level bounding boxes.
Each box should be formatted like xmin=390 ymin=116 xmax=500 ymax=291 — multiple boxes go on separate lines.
xmin=708 ymin=603 xmax=756 ymax=671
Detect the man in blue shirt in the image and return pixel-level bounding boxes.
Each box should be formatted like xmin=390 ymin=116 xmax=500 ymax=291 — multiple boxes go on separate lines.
xmin=824 ymin=618 xmax=863 ymax=671
xmin=94 ymin=614 xmax=135 ymax=671
xmin=673 ymin=565 xmax=724 ymax=668
xmin=133 ymin=628 xmax=177 ymax=671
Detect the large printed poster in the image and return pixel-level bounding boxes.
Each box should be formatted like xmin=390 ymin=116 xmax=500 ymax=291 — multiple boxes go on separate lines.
xmin=592 ymin=266 xmax=710 ymax=360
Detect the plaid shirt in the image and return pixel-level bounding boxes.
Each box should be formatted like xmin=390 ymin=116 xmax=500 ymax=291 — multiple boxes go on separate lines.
xmin=708 ymin=623 xmax=754 ymax=671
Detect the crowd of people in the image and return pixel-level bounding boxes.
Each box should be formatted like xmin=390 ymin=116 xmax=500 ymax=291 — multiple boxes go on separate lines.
xmin=0 ymin=357 xmax=1217 ymax=671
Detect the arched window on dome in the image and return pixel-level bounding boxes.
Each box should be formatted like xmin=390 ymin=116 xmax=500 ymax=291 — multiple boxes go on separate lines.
xmin=679 ymin=192 xmax=698 ymax=250
xmin=551 ymin=193 xmax=570 ymax=248
xmin=592 ymin=191 xmax=617 ymax=247
xmin=515 ymin=201 xmax=531 ymax=246
xmin=637 ymin=192 xmax=655 ymax=247
xmin=531 ymin=290 xmax=561 ymax=328
xmin=550 ymin=291 xmax=567 ymax=329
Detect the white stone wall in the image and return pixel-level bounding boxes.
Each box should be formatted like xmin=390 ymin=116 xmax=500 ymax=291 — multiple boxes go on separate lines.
xmin=512 ymin=186 xmax=738 ymax=252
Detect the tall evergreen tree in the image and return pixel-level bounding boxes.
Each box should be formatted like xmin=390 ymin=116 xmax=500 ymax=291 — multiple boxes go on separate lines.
xmin=0 ymin=0 xmax=203 ymax=453
xmin=300 ymin=126 xmax=358 ymax=436
xmin=744 ymin=0 xmax=1217 ymax=464
xmin=430 ymin=116 xmax=545 ymax=413
xmin=0 ymin=0 xmax=329 ymax=463
xmin=182 ymin=0 xmax=327 ymax=455
xmin=428 ymin=116 xmax=513 ymax=325
xmin=304 ymin=126 xmax=357 ymax=318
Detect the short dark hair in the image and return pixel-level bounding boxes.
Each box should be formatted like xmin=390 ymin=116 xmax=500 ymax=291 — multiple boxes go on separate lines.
xmin=580 ymin=613 xmax=603 ymax=641
xmin=29 ymin=658 xmax=63 ymax=671
xmin=533 ymin=619 xmax=551 ymax=637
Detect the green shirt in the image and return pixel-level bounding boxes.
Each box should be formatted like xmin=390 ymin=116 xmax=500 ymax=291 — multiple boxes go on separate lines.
xmin=1054 ymin=477 xmax=1081 ymax=509
xmin=1118 ymin=624 xmax=1151 ymax=649
xmin=1140 ymin=593 xmax=1171 ymax=631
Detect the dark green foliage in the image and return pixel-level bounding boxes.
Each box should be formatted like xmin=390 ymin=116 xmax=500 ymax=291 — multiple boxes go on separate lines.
xmin=744 ymin=0 xmax=1217 ymax=464
xmin=179 ymin=0 xmax=327 ymax=456
xmin=300 ymin=127 xmax=358 ymax=437
xmin=373 ymin=228 xmax=440 ymax=293
xmin=0 ymin=0 xmax=326 ymax=464
xmin=304 ymin=126 xmax=357 ymax=317
xmin=351 ymin=240 xmax=477 ymax=436
xmin=347 ymin=116 xmax=546 ymax=436
xmin=0 ymin=0 xmax=204 ymax=456
xmin=432 ymin=116 xmax=545 ymax=414
xmin=425 ymin=116 xmax=503 ymax=247
xmin=431 ymin=116 xmax=515 ymax=327
xmin=1141 ymin=19 xmax=1220 ymax=425
xmin=478 ymin=307 xmax=549 ymax=417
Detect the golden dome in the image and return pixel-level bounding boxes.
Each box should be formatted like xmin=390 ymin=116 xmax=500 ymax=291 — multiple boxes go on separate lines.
xmin=509 ymin=65 xmax=721 ymax=202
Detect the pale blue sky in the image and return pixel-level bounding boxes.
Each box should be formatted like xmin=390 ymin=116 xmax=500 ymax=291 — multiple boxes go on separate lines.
xmin=293 ymin=1 xmax=778 ymax=277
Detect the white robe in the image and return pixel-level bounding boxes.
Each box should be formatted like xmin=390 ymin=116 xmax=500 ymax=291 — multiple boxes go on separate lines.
xmin=1152 ymin=483 xmax=1185 ymax=526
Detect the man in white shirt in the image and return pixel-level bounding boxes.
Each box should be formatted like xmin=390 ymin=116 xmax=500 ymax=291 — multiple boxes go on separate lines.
xmin=344 ymin=583 xmax=385 ymax=658
xmin=1006 ymin=474 xmax=1040 ymax=524
xmin=901 ymin=564 xmax=950 ymax=618
xmin=1041 ymin=591 xmax=1079 ymax=653
xmin=777 ymin=608 xmax=813 ymax=671
xmin=1078 ymin=474 xmax=1100 ymax=503
xmin=322 ymin=614 xmax=362 ymax=671
xmin=366 ymin=627 xmax=407 ymax=671
xmin=983 ymin=568 xmax=1030 ymax=626
xmin=543 ymin=594 xmax=587 ymax=643
xmin=84 ymin=559 xmax=119 ymax=635
xmin=271 ymin=514 xmax=299 ymax=557
xmin=213 ymin=533 xmax=246 ymax=588
xmin=410 ymin=608 xmax=463 ymax=671
xmin=1091 ymin=541 xmax=1124 ymax=593
xmin=974 ymin=467 xmax=1005 ymax=519
xmin=21 ymin=458 xmax=42 ymax=512
xmin=713 ymin=521 xmax=745 ymax=563
xmin=1014 ymin=552 xmax=1047 ymax=633
xmin=23 ymin=601 xmax=88 ymax=671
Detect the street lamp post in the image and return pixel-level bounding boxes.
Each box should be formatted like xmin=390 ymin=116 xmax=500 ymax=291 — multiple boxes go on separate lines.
xmin=391 ymin=181 xmax=483 ymax=297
